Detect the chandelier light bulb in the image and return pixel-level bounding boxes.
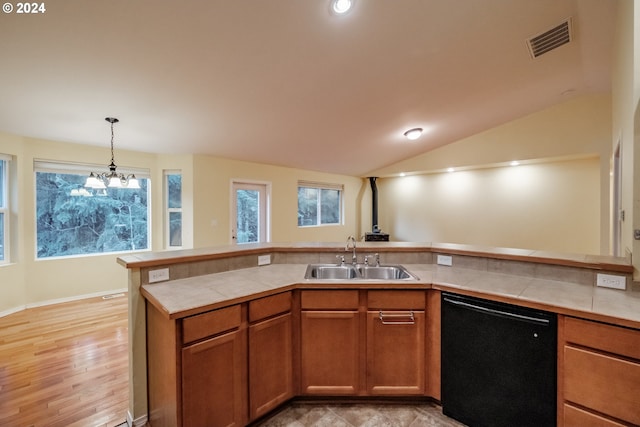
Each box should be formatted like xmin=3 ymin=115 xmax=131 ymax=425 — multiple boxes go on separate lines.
xmin=85 ymin=117 xmax=140 ymax=190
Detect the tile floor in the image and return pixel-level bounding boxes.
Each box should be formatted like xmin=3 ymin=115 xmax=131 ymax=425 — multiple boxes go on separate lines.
xmin=255 ymin=402 xmax=467 ymax=427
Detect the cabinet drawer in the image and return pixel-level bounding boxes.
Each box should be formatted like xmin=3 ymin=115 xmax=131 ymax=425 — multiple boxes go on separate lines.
xmin=182 ymin=304 xmax=241 ymax=345
xmin=249 ymin=292 xmax=291 ymax=322
xmin=301 ymin=290 xmax=359 ymax=310
xmin=564 ymin=346 xmax=640 ymax=425
xmin=563 ymin=404 xmax=627 ymax=427
xmin=367 ymin=290 xmax=425 ymax=310
xmin=565 ymin=316 xmax=640 ymax=360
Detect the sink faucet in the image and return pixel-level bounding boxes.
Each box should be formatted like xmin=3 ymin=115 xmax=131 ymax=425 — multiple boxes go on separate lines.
xmin=345 ymin=235 xmax=357 ymax=264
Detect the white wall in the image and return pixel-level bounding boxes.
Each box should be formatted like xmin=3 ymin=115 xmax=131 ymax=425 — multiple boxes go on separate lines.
xmin=0 ymin=134 xmax=158 ymax=314
xmin=612 ymin=0 xmax=635 ymax=261
xmin=191 ymin=154 xmax=366 ymax=247
xmin=611 ymin=0 xmax=640 ymax=279
xmin=369 ymin=94 xmax=612 ymax=255
xmin=378 ymin=157 xmax=600 ymax=254
xmin=0 ymin=134 xmax=366 ymax=314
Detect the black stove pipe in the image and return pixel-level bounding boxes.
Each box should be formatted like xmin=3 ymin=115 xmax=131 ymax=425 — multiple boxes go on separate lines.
xmin=369 ymin=177 xmax=379 ymax=233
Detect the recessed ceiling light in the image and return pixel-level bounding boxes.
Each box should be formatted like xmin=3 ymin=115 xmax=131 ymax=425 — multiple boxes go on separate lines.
xmin=510 ymin=161 xmax=520 ymax=166
xmin=447 ymin=167 xmax=455 ymax=173
xmin=403 ymin=128 xmax=423 ymax=140
xmin=331 ymin=0 xmax=353 ymax=14
xmin=399 ymin=172 xmax=406 ymax=177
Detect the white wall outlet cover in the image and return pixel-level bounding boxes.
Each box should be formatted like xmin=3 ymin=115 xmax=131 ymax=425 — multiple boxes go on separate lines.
xmin=258 ymin=254 xmax=271 ymax=266
xmin=148 ymin=268 xmax=170 ymax=283
xmin=437 ymin=255 xmax=453 ymax=266
xmin=596 ymin=273 xmax=626 ymax=290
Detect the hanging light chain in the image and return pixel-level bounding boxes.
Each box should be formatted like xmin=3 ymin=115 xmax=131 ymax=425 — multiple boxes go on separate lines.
xmin=107 ymin=117 xmax=119 ymax=171
xmin=84 ymin=117 xmax=141 ymax=190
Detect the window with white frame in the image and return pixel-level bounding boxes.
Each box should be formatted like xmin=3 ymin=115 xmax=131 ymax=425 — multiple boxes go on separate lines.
xmin=297 ymin=181 xmax=343 ymax=227
xmin=34 ymin=160 xmax=150 ymax=259
xmin=0 ymin=155 xmax=10 ymax=263
xmin=165 ymin=171 xmax=182 ymax=248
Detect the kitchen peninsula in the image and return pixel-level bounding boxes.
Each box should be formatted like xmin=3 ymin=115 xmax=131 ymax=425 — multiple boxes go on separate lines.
xmin=118 ymin=242 xmax=640 ymax=427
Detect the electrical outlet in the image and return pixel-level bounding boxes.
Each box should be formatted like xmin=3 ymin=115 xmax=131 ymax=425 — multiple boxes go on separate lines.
xmin=437 ymin=255 xmax=453 ymax=266
xmin=258 ymin=254 xmax=271 ymax=266
xmin=148 ymin=268 xmax=170 ymax=283
xmin=596 ymin=273 xmax=626 ymax=290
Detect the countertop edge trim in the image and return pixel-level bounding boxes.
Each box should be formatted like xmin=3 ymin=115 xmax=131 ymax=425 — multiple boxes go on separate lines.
xmin=143 ymin=281 xmax=640 ymax=330
xmin=118 ymin=244 xmax=633 ymax=273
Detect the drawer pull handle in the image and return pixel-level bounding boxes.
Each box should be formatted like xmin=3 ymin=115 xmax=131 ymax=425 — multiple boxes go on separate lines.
xmin=379 ymin=311 xmax=415 ymax=325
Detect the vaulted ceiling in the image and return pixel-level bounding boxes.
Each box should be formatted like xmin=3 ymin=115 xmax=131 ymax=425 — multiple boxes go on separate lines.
xmin=0 ymin=0 xmax=616 ymax=176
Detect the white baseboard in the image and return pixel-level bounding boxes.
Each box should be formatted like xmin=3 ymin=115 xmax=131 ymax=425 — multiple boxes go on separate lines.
xmin=127 ymin=410 xmax=148 ymax=427
xmin=0 ymin=288 xmax=128 ymax=318
xmin=0 ymin=305 xmax=26 ymax=318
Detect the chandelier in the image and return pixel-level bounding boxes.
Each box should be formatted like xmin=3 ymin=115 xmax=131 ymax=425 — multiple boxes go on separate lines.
xmin=85 ymin=117 xmax=140 ymax=189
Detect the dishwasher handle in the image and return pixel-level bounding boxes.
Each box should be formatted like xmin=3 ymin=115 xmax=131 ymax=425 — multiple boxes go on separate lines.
xmin=443 ymin=296 xmax=550 ymax=326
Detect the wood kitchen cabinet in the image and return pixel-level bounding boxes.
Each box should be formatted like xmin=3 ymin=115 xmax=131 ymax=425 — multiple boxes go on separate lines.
xmin=248 ymin=292 xmax=293 ymax=420
xmin=559 ymin=316 xmax=640 ymax=427
xmin=298 ymin=289 xmax=428 ymax=398
xmin=146 ymin=302 xmax=248 ymax=427
xmin=182 ymin=328 xmax=246 ymax=427
xmin=181 ymin=304 xmax=247 ymax=427
xmin=299 ymin=290 xmax=362 ymax=395
xmin=146 ymin=286 xmax=432 ymax=426
xmin=366 ymin=290 xmax=426 ymax=395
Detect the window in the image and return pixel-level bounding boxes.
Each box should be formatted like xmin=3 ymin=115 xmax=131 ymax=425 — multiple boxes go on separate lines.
xmin=0 ymin=155 xmax=9 ymax=263
xmin=297 ymin=181 xmax=343 ymax=227
xmin=35 ymin=161 xmax=150 ymax=259
xmin=165 ymin=171 xmax=182 ymax=248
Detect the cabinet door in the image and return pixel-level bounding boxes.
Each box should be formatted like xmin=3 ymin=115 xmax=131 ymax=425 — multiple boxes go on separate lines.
xmin=561 ymin=317 xmax=640 ymax=426
xmin=249 ymin=312 xmax=293 ymax=420
xmin=300 ymin=310 xmax=360 ymax=395
xmin=564 ymin=346 xmax=640 ymax=425
xmin=182 ymin=329 xmax=247 ymax=427
xmin=366 ymin=310 xmax=425 ymax=395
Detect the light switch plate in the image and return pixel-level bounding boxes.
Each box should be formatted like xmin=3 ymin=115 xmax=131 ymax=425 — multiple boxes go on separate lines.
xmin=258 ymin=254 xmax=271 ymax=266
xmin=148 ymin=268 xmax=170 ymax=283
xmin=437 ymin=255 xmax=453 ymax=266
xmin=596 ymin=273 xmax=626 ymax=290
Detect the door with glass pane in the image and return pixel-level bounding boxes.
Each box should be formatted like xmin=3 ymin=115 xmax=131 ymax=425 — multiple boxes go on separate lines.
xmin=232 ymin=182 xmax=269 ymax=244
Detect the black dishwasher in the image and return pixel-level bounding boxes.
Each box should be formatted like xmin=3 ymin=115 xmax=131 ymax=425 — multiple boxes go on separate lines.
xmin=441 ymin=292 xmax=557 ymax=427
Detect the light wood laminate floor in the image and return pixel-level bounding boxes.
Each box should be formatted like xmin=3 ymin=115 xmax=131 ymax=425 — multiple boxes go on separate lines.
xmin=0 ymin=294 xmax=129 ymax=427
xmin=0 ymin=294 xmax=464 ymax=427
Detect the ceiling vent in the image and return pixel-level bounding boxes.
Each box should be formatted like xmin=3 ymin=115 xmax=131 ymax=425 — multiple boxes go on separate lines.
xmin=526 ymin=18 xmax=572 ymax=59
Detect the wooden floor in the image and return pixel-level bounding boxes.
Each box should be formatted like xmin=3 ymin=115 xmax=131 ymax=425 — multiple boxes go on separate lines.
xmin=0 ymin=294 xmax=129 ymax=427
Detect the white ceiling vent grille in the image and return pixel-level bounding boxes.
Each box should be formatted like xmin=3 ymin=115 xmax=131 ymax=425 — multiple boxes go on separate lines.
xmin=526 ymin=18 xmax=572 ymax=59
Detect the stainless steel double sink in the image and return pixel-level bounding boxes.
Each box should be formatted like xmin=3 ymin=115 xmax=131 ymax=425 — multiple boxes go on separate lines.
xmin=304 ymin=263 xmax=418 ymax=280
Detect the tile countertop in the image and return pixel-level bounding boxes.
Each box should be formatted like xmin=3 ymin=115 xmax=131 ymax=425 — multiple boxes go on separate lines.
xmin=141 ymin=263 xmax=640 ymax=329
xmin=118 ymin=241 xmax=633 ymax=272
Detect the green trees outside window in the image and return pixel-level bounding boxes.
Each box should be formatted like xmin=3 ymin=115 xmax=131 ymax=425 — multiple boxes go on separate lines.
xmin=36 ymin=171 xmax=149 ymax=258
xmin=167 ymin=173 xmax=182 ymax=247
xmin=298 ymin=185 xmax=341 ymax=227
xmin=0 ymin=159 xmax=6 ymax=262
